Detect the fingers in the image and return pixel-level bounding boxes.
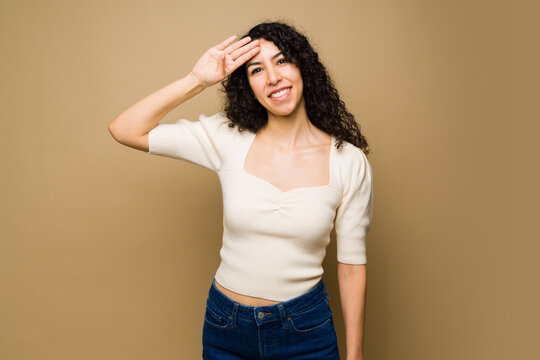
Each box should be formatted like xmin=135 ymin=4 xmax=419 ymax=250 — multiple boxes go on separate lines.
xmin=225 ymin=36 xmax=253 ymax=54
xmin=230 ymin=38 xmax=259 ymax=61
xmin=229 ymin=47 xmax=260 ymax=72
xmin=235 ymin=47 xmax=260 ymax=65
xmin=215 ymin=35 xmax=237 ymax=51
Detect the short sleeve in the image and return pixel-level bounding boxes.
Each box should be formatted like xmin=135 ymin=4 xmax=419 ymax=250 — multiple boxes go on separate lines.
xmin=334 ymin=148 xmax=374 ymax=264
xmin=145 ymin=112 xmax=231 ymax=172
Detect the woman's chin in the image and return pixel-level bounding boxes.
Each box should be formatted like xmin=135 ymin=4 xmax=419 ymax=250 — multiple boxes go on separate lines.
xmin=265 ymin=105 xmax=297 ymax=117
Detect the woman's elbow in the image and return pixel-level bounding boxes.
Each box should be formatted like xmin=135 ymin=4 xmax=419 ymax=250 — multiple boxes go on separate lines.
xmin=108 ymin=117 xmax=150 ymax=151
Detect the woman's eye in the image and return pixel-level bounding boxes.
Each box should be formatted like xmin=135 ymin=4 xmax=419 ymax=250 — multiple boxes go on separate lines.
xmin=250 ymin=59 xmax=287 ymax=75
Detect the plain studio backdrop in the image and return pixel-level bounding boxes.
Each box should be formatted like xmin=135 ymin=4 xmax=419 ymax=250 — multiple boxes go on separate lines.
xmin=1 ymin=0 xmax=537 ymax=359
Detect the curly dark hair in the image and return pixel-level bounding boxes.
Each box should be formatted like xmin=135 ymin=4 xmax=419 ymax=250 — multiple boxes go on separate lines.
xmin=219 ymin=21 xmax=370 ymax=155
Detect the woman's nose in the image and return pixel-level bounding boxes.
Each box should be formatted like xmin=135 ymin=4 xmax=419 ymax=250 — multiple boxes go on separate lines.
xmin=266 ymin=66 xmax=282 ymax=85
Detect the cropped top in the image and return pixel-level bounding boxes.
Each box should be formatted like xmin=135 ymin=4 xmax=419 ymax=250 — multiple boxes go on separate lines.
xmin=146 ymin=112 xmax=374 ymax=301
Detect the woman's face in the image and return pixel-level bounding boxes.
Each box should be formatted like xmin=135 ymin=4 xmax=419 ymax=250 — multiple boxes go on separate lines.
xmin=245 ymin=39 xmax=304 ymax=117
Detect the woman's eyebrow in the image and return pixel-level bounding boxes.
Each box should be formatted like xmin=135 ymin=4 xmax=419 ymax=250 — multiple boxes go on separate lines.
xmin=246 ymin=51 xmax=283 ymax=69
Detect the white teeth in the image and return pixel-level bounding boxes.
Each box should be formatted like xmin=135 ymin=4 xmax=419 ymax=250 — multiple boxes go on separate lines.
xmin=270 ymin=87 xmax=291 ymax=98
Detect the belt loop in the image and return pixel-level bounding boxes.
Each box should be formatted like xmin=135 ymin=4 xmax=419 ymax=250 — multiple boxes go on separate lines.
xmin=322 ymin=278 xmax=328 ymax=296
xmin=277 ymin=304 xmax=289 ymax=330
xmin=230 ymin=303 xmax=239 ymax=328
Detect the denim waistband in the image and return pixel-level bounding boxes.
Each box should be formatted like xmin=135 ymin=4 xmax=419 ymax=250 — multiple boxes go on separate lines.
xmin=208 ymin=277 xmax=329 ymax=323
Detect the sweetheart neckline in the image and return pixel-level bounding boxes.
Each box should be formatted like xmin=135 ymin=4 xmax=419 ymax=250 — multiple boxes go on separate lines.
xmin=241 ymin=132 xmax=335 ymax=194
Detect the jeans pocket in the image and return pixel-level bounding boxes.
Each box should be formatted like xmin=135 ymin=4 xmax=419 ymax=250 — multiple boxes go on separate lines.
xmin=204 ymin=299 xmax=233 ymax=330
xmin=288 ymin=297 xmax=333 ymax=334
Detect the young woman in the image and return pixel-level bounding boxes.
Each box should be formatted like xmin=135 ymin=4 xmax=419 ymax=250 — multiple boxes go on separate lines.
xmin=109 ymin=21 xmax=373 ymax=360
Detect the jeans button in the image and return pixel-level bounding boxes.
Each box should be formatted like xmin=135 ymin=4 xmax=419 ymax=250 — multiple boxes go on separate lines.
xmin=258 ymin=312 xmax=264 ymax=319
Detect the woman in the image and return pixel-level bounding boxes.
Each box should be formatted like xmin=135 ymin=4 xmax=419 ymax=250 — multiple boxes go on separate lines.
xmin=109 ymin=21 xmax=373 ymax=360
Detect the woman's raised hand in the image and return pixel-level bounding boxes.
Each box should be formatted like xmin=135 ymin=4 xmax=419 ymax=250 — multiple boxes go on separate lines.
xmin=189 ymin=35 xmax=260 ymax=89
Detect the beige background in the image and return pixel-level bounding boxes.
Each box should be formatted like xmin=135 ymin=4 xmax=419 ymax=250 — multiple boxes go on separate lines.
xmin=1 ymin=0 xmax=537 ymax=359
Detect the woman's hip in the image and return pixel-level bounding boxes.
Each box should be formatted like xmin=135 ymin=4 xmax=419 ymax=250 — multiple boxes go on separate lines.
xmin=202 ymin=277 xmax=340 ymax=359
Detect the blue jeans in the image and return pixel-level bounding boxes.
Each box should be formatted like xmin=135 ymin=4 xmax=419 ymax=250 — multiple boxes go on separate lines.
xmin=202 ymin=277 xmax=341 ymax=359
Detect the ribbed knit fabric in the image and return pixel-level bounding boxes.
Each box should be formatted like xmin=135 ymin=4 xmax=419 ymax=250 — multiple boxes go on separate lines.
xmin=146 ymin=112 xmax=374 ymax=301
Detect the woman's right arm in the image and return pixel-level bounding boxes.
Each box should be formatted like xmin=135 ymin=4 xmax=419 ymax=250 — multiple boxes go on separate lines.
xmin=108 ymin=35 xmax=260 ymax=152
xmin=108 ymin=73 xmax=204 ymax=152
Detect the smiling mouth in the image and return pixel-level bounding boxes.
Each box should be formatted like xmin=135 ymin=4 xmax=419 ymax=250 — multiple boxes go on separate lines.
xmin=269 ymin=87 xmax=292 ymax=98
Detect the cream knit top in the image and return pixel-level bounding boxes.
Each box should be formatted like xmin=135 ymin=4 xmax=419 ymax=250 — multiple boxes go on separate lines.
xmin=146 ymin=112 xmax=374 ymax=301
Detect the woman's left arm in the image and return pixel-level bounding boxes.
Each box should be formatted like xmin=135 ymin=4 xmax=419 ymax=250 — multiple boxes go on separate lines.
xmin=337 ymin=262 xmax=367 ymax=360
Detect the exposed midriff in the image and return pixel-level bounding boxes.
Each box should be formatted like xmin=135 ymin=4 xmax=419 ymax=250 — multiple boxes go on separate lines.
xmin=214 ymin=280 xmax=281 ymax=306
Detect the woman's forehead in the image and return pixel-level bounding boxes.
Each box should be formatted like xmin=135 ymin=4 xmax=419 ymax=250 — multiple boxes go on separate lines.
xmin=247 ymin=39 xmax=282 ymax=63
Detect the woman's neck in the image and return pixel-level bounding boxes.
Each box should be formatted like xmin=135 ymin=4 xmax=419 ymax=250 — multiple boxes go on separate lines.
xmin=262 ymin=101 xmax=320 ymax=149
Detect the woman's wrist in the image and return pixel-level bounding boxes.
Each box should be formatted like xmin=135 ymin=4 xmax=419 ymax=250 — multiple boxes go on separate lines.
xmin=164 ymin=72 xmax=206 ymax=109
xmin=185 ymin=71 xmax=206 ymax=91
